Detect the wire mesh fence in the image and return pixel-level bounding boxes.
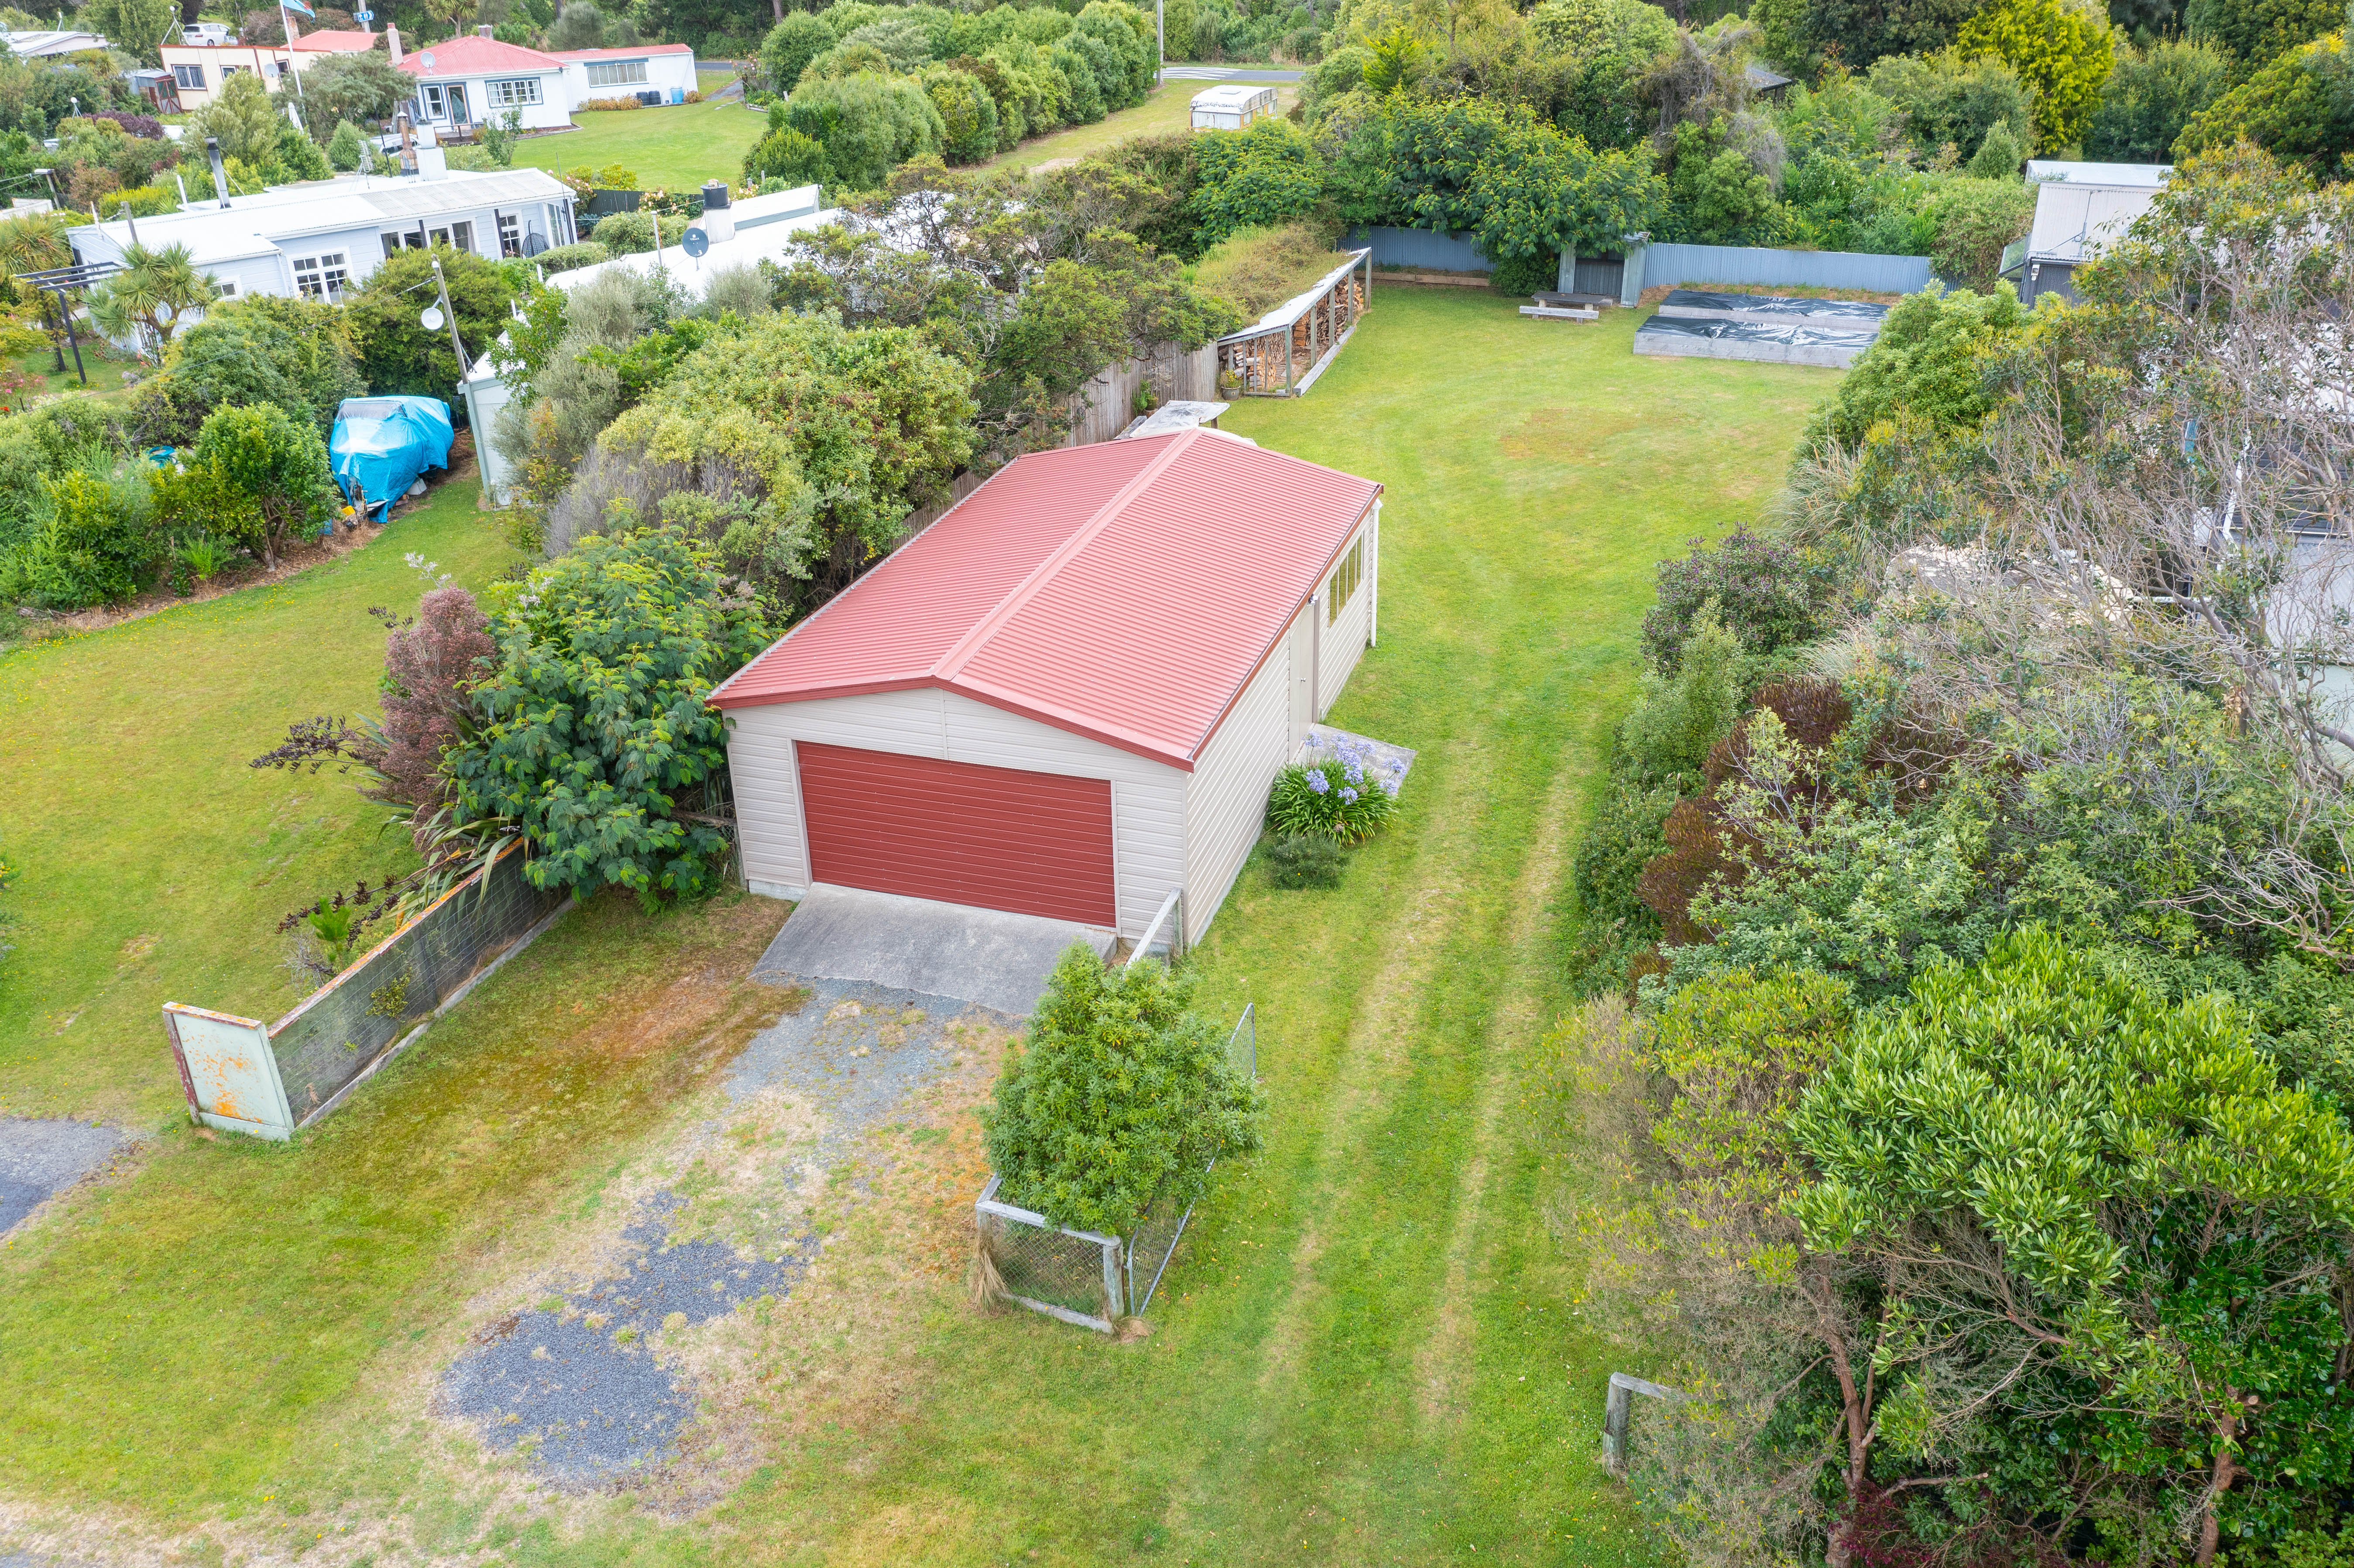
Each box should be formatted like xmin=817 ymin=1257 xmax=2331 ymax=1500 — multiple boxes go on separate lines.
xmin=975 ymin=1003 xmax=1259 ymax=1332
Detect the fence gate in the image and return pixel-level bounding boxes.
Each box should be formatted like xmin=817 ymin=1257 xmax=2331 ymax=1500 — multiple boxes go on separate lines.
xmin=162 ymin=1004 xmax=295 ymax=1140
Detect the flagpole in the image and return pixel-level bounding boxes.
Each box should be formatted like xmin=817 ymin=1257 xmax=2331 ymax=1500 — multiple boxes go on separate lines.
xmin=280 ymin=0 xmax=306 ymax=102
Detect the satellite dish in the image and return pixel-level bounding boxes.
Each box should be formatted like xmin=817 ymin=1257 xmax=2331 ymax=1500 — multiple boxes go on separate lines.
xmin=521 ymin=232 xmax=548 ymax=257
xmin=419 ymin=50 xmax=435 ymax=66
xmin=419 ymin=304 xmax=445 ymax=330
xmin=681 ymin=226 xmax=708 ymax=259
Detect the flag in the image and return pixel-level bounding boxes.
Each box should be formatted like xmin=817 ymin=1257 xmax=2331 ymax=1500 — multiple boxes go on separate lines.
xmin=281 ymin=0 xmax=316 ymax=17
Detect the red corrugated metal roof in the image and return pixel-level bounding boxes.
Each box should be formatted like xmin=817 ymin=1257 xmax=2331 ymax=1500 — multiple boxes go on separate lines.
xmin=709 ymin=429 xmax=1382 ymax=770
xmin=395 ymin=34 xmax=564 ymax=75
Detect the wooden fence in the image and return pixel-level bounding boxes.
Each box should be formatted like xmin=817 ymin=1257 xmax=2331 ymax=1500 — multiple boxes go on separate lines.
xmin=898 ymin=340 xmax=1222 ymax=533
xmin=1062 ymin=341 xmax=1222 ymax=447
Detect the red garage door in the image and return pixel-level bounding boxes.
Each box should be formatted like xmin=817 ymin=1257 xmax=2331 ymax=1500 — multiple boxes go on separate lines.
xmin=796 ymin=743 xmax=1117 ymax=925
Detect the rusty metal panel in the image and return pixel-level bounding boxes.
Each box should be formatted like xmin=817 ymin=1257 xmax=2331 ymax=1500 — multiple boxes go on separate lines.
xmin=162 ymin=1003 xmax=294 ymax=1141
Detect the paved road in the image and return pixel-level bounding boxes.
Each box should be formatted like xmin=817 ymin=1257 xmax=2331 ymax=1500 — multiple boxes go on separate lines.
xmin=1160 ymin=65 xmax=1304 ymax=81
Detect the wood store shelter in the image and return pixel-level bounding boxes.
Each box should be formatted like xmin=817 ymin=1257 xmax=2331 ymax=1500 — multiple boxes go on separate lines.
xmin=711 ymin=427 xmax=1384 ymax=946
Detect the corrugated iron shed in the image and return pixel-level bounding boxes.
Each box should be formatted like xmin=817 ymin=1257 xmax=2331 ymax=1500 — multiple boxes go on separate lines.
xmin=708 ymin=429 xmax=1383 ymax=770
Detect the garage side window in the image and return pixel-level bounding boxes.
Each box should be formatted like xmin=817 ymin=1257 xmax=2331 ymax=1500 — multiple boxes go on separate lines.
xmin=1325 ymin=536 xmax=1363 ymax=626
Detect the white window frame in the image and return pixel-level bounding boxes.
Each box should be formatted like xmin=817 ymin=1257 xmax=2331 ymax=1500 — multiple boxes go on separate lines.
xmin=291 ymin=251 xmax=347 ymax=301
xmin=497 ymin=210 xmax=521 ymax=257
xmin=171 ymin=62 xmax=205 ymax=88
xmin=583 ymin=59 xmax=649 ymax=87
xmin=486 ymin=76 xmax=542 ymax=107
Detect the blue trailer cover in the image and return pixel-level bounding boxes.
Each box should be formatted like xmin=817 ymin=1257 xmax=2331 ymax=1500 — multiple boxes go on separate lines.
xmin=329 ymin=397 xmax=454 ymax=513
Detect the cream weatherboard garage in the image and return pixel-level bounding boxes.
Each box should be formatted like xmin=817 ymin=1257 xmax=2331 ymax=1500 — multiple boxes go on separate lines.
xmin=710 ymin=427 xmax=1384 ymax=946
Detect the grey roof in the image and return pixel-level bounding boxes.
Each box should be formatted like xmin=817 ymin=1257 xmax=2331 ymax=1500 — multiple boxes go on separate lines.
xmin=358 ymin=168 xmax=571 ymax=219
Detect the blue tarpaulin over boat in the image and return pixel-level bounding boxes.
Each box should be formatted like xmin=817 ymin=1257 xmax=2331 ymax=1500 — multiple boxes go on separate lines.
xmin=329 ymin=397 xmax=453 ymax=515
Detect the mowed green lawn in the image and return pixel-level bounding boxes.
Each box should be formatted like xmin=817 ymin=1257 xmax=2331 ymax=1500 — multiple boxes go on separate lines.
xmin=514 ymin=96 xmax=769 ymax=192
xmin=984 ymin=76 xmax=1297 ymax=174
xmin=0 ymin=490 xmax=521 ymax=1127
xmin=505 ymin=74 xmax=1292 ymax=192
xmin=0 ymin=292 xmax=1831 ymax=1564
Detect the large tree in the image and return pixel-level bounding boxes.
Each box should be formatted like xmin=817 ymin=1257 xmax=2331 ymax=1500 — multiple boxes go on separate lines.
xmin=552 ymin=310 xmax=976 ymax=616
xmin=282 ymin=48 xmax=409 ymax=141
xmin=342 ymin=245 xmax=514 ymax=409
xmin=443 ymin=527 xmax=772 ymax=906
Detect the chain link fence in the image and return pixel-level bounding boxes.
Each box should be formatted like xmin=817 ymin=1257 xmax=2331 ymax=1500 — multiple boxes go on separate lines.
xmin=975 ymin=1004 xmax=1258 ymax=1332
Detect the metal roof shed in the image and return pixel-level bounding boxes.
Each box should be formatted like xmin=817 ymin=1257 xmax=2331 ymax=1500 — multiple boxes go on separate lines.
xmin=711 ymin=428 xmax=1384 ymax=946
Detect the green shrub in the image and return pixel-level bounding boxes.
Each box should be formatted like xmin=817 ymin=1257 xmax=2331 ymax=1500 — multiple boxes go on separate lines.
xmin=765 ymin=72 xmax=945 ymax=194
xmin=1189 ymin=117 xmax=1325 ymax=250
xmin=2176 ymin=31 xmax=2354 ymax=173
xmin=744 ymin=125 xmax=831 ymax=187
xmin=2085 ymin=40 xmax=2231 ymax=164
xmin=1920 ymin=176 xmax=2037 ymax=292
xmin=1488 ymin=250 xmax=1558 ymax=295
xmin=1571 ymin=780 xmax=1676 ymax=933
xmin=445 ymin=526 xmax=772 ymax=906
xmin=2182 ymin=0 xmax=2342 ymax=71
xmin=587 ymin=208 xmax=689 ymax=254
xmin=185 ymin=402 xmax=336 ymax=570
xmin=1865 ymin=49 xmax=2035 ymax=166
xmin=325 ymin=119 xmax=365 ymax=172
xmin=1800 ymin=281 xmax=2026 ymax=453
xmin=23 ymin=464 xmax=158 ymax=609
xmin=921 ymin=64 xmax=999 ymax=165
xmin=1641 ymin=527 xmax=1833 ymax=673
xmin=533 ymin=240 xmax=611 ymax=275
xmin=343 ymin=246 xmax=515 ymax=408
xmin=1266 ymin=834 xmax=1347 ymax=889
xmin=982 ymin=946 xmax=1264 ymax=1235
xmin=1266 ymin=738 xmax=1403 ymax=843
xmin=1956 ymin=0 xmax=2117 ymax=148
xmin=138 ymin=294 xmax=364 ymax=444
xmin=762 ymin=10 xmax=841 ymax=86
xmin=1618 ymin=602 xmax=1742 ymax=786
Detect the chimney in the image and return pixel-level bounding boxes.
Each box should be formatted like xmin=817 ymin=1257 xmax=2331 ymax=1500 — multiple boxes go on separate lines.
xmin=206 ymin=136 xmax=231 ymax=208
xmin=476 ymin=23 xmax=492 ymax=35
xmin=386 ymin=23 xmax=401 ymax=61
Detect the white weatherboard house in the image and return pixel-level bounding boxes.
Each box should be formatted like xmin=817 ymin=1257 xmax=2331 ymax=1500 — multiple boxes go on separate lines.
xmin=552 ymin=43 xmax=699 ymax=105
xmin=709 ymin=428 xmax=1385 ymax=947
xmin=397 ymin=32 xmax=575 ymax=132
xmin=67 ymin=167 xmax=578 ymax=314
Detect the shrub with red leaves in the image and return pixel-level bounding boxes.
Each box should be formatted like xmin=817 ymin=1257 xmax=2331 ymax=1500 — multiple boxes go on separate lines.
xmin=378 ymin=586 xmax=495 ymax=814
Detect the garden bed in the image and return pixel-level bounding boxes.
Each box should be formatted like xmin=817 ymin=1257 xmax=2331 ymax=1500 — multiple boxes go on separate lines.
xmin=13 ymin=431 xmax=478 ymax=642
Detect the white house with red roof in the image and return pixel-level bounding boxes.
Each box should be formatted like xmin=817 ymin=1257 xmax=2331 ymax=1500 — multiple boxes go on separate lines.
xmin=709 ymin=428 xmax=1386 ymax=946
xmin=550 ymin=43 xmax=699 ymax=106
xmin=396 ymin=31 xmax=575 ymax=131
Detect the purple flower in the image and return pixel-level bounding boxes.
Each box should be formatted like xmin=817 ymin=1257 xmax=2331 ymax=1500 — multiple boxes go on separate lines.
xmin=1307 ymin=771 xmax=1329 ymax=794
xmin=1340 ymin=786 xmax=1359 ymax=803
